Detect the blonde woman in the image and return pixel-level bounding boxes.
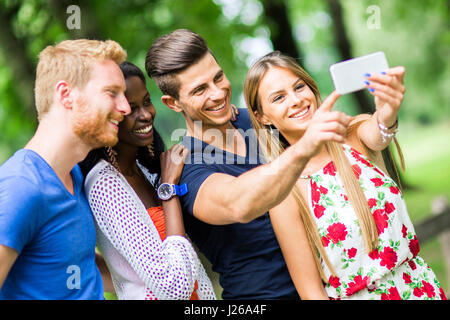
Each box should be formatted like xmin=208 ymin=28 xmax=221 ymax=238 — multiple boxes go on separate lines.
xmin=244 ymin=51 xmax=446 ymax=300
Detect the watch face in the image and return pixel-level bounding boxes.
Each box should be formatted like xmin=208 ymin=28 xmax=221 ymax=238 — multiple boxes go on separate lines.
xmin=158 ymin=184 xmax=173 ymax=200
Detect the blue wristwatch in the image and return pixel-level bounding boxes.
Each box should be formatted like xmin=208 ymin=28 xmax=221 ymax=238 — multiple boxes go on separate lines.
xmin=157 ymin=183 xmax=188 ymax=200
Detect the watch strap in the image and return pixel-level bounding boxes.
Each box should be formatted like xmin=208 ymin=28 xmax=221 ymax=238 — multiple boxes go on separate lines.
xmin=173 ymin=183 xmax=188 ymax=196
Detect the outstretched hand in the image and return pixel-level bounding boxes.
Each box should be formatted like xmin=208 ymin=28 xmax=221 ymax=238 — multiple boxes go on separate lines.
xmin=294 ymin=91 xmax=351 ymax=158
xmin=364 ymin=66 xmax=406 ymax=127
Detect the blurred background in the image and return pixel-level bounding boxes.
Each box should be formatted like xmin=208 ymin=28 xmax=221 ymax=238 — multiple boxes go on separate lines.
xmin=0 ymin=0 xmax=449 ymax=299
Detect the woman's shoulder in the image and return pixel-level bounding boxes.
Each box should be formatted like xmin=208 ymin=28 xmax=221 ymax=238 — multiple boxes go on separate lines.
xmin=84 ymin=159 xmax=122 ymax=191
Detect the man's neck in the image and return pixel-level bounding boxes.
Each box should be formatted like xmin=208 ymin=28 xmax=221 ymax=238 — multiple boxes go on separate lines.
xmin=24 ymin=122 xmax=91 ymax=194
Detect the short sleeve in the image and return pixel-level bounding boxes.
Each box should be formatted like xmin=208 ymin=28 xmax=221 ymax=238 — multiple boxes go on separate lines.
xmin=179 ymin=162 xmax=217 ymax=217
xmin=0 ymin=176 xmax=42 ymax=253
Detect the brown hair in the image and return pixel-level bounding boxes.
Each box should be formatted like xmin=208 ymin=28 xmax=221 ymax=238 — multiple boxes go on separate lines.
xmin=35 ymin=39 xmax=127 ymax=121
xmin=244 ymin=51 xmax=383 ymax=282
xmin=145 ymin=29 xmax=213 ymax=99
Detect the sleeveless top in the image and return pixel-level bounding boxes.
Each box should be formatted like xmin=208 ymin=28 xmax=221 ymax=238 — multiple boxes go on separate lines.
xmin=302 ymin=144 xmax=446 ymax=300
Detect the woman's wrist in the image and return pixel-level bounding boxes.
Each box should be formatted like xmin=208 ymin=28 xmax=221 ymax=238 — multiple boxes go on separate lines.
xmin=160 ymin=177 xmax=179 ymax=185
xmin=377 ymin=115 xmax=398 ymax=143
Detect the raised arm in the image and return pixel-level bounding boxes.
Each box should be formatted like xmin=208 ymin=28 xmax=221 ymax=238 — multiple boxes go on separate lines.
xmin=85 ymin=163 xmax=202 ymax=300
xmin=159 ymin=144 xmax=189 ymax=237
xmin=192 ymin=91 xmax=351 ymax=225
xmin=357 ymin=66 xmax=406 ymax=151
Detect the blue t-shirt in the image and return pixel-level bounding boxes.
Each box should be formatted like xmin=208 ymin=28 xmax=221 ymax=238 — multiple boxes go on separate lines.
xmin=180 ymin=109 xmax=299 ymax=300
xmin=0 ymin=149 xmax=104 ymax=300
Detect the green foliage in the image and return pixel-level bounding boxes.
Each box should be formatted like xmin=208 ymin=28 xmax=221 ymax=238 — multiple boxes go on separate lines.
xmin=0 ymin=0 xmax=448 ymax=295
xmin=1 ymin=0 xmax=448 ymax=160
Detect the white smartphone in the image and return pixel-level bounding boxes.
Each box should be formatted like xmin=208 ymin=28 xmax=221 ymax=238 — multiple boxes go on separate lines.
xmin=329 ymin=51 xmax=389 ymax=95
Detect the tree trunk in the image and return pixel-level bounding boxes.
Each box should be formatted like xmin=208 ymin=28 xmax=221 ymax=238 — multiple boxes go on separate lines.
xmin=260 ymin=0 xmax=304 ymax=68
xmin=326 ymin=0 xmax=374 ymax=114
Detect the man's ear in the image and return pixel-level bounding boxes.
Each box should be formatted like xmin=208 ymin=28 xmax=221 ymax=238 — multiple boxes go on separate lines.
xmin=55 ymin=80 xmax=73 ymax=110
xmin=161 ymin=95 xmax=183 ymax=113
xmin=253 ymin=110 xmax=272 ymax=126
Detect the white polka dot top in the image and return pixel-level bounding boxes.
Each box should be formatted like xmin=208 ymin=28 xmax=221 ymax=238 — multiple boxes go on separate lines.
xmin=84 ymin=159 xmax=216 ymax=300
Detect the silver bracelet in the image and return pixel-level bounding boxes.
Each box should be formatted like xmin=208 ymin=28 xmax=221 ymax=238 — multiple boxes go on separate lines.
xmin=377 ymin=116 xmax=398 ymax=143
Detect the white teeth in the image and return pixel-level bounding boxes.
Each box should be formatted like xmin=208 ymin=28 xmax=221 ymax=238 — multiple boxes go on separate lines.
xmin=208 ymin=103 xmax=225 ymax=111
xmin=110 ymin=119 xmax=119 ymax=125
xmin=291 ymin=107 xmax=309 ymax=118
xmin=134 ymin=124 xmax=153 ymax=134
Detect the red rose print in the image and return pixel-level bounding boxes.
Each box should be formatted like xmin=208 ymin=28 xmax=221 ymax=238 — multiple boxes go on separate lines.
xmin=321 ymin=236 xmax=330 ymax=247
xmin=386 ymin=287 xmax=402 ymax=300
xmin=401 ymin=224 xmax=408 ymax=238
xmin=403 ymin=272 xmax=412 ymax=284
xmin=409 ymin=236 xmax=420 ymax=258
xmin=329 ymin=275 xmax=341 ymax=288
xmin=341 ymin=193 xmax=348 ymax=201
xmin=374 ymin=167 xmax=385 ymax=177
xmin=367 ymin=198 xmax=377 ymax=208
xmin=439 ymin=288 xmax=447 ymax=300
xmin=314 ymin=205 xmax=326 ymax=218
xmin=413 ymin=287 xmax=423 ymax=297
xmin=379 ymin=246 xmax=398 ymax=270
xmin=345 ymin=275 xmax=370 ymax=296
xmin=389 ymin=185 xmax=399 ymax=194
xmin=352 ymin=164 xmax=361 ymax=179
xmin=421 ymin=280 xmax=436 ymax=298
xmin=370 ymin=178 xmax=384 ymax=187
xmin=319 ymin=186 xmax=328 ymax=194
xmin=323 ymin=162 xmax=337 ymax=176
xmin=311 ymin=181 xmax=321 ymax=204
xmin=327 ymin=222 xmax=348 ymax=244
xmin=351 ymin=150 xmax=373 ymax=168
xmin=384 ymin=201 xmax=395 ymax=214
xmin=373 ymin=209 xmax=388 ymax=235
xmin=347 ymin=247 xmax=357 ymax=259
xmin=368 ymin=249 xmax=380 ymax=260
xmin=408 ymin=260 xmax=417 ymax=270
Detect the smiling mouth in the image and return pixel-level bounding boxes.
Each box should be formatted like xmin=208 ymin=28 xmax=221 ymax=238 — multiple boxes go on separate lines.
xmin=289 ymin=106 xmax=310 ymax=119
xmin=133 ymin=124 xmax=153 ymax=134
xmin=206 ymin=101 xmax=226 ymax=112
xmin=109 ymin=118 xmax=121 ymax=130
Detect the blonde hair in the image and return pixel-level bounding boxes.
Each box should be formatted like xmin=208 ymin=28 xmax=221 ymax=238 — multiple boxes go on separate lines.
xmin=35 ymin=39 xmax=127 ymax=121
xmin=244 ymin=51 xmax=390 ymax=283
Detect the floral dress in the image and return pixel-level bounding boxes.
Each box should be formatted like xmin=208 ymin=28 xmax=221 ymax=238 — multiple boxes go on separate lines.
xmin=303 ymin=144 xmax=447 ymax=300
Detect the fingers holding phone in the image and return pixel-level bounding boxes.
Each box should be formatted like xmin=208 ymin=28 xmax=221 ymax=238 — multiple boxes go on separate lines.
xmin=364 ymin=66 xmax=406 ymax=126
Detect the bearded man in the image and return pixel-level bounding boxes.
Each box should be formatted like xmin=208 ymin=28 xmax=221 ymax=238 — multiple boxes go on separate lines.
xmin=0 ymin=39 xmax=130 ymax=299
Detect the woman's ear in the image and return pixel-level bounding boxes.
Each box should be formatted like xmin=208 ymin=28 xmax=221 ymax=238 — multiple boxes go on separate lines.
xmin=161 ymin=95 xmax=183 ymax=113
xmin=253 ymin=110 xmax=272 ymax=126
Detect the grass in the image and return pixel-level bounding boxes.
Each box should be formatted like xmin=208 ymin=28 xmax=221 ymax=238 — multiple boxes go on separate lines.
xmin=398 ymin=120 xmax=450 ymax=295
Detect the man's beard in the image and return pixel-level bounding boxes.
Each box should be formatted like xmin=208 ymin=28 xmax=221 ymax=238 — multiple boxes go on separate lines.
xmin=72 ymin=96 xmax=118 ymax=149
